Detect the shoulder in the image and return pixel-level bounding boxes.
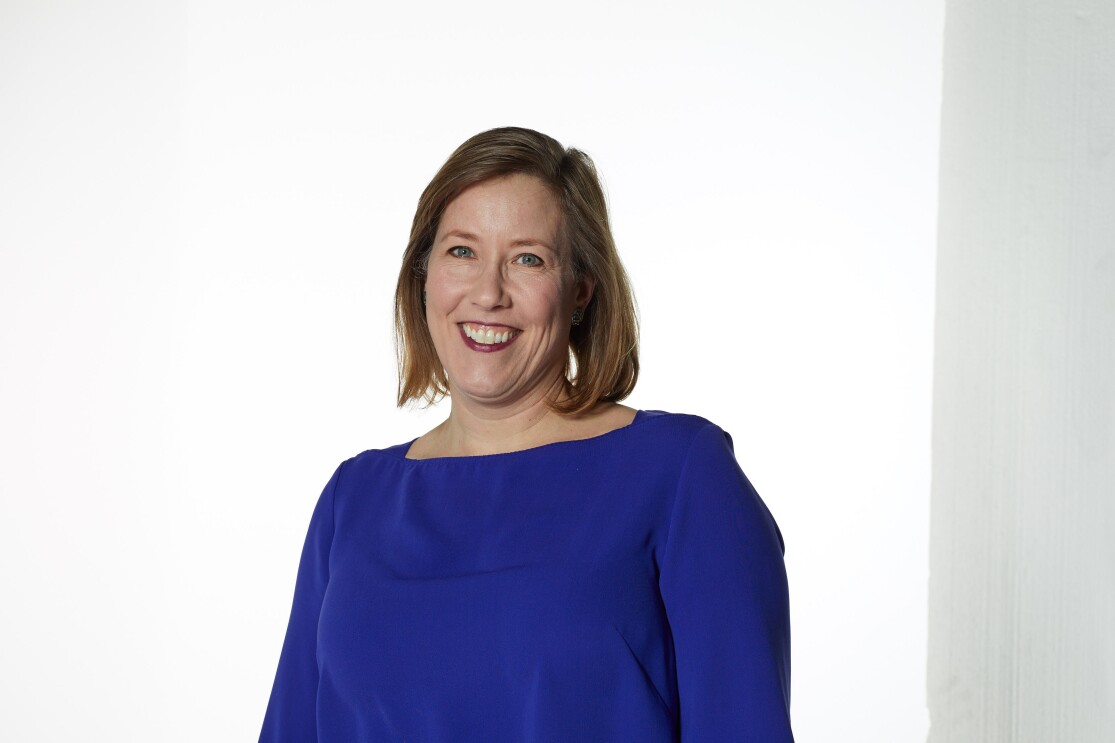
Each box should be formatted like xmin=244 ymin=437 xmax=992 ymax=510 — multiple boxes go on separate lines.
xmin=643 ymin=411 xmax=786 ymax=556
xmin=621 ymin=410 xmax=748 ymax=491
xmin=633 ymin=409 xmax=735 ymax=453
xmin=318 ymin=441 xmax=414 ymax=495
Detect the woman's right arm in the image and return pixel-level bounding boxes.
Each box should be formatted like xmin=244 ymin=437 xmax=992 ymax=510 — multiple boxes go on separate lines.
xmin=258 ymin=462 xmax=343 ymax=743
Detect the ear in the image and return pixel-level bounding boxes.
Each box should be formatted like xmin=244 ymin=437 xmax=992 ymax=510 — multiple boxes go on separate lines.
xmin=573 ymin=273 xmax=595 ymax=309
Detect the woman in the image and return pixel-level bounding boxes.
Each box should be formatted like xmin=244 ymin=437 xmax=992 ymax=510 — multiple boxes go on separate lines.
xmin=260 ymin=127 xmax=794 ymax=742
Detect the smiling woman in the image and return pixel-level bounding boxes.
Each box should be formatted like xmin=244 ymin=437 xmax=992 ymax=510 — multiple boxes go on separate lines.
xmin=259 ymin=127 xmax=795 ymax=742
xmin=421 ymin=174 xmax=589 ymax=416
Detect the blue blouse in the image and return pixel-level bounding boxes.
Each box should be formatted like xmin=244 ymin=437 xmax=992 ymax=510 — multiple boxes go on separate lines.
xmin=260 ymin=410 xmax=793 ymax=742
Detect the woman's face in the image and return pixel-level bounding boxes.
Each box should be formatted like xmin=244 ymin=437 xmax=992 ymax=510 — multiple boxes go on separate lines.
xmin=424 ymin=173 xmax=594 ymax=409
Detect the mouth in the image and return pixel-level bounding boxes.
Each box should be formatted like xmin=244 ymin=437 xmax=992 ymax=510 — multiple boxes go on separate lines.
xmin=459 ymin=322 xmax=522 ymax=352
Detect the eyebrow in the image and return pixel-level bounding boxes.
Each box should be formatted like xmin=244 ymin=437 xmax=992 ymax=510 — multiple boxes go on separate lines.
xmin=441 ymin=230 xmax=480 ymax=243
xmin=439 ymin=230 xmax=553 ymax=250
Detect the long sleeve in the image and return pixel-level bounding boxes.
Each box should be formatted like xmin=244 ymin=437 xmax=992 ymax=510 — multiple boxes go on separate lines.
xmin=259 ymin=462 xmax=343 ymax=743
xmin=659 ymin=423 xmax=794 ymax=742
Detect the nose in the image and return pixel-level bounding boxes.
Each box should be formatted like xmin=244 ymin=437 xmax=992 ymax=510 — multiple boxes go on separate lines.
xmin=470 ymin=259 xmax=510 ymax=310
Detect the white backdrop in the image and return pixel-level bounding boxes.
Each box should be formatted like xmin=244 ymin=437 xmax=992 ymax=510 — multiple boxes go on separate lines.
xmin=0 ymin=1 xmax=941 ymax=740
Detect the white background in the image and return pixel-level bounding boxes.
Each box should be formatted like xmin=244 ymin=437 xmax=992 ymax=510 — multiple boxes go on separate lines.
xmin=0 ymin=1 xmax=942 ymax=740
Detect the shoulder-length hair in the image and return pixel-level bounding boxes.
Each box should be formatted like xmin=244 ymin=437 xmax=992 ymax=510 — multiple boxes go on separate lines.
xmin=394 ymin=126 xmax=639 ymax=416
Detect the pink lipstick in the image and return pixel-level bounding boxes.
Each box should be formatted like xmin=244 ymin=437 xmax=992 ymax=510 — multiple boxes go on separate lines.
xmin=458 ymin=323 xmax=521 ymax=353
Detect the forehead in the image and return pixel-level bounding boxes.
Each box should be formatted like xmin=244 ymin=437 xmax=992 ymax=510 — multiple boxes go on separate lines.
xmin=438 ymin=174 xmax=562 ymax=241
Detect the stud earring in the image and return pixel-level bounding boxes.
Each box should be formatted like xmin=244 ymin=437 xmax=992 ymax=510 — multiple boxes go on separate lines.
xmin=571 ymin=307 xmax=585 ymax=326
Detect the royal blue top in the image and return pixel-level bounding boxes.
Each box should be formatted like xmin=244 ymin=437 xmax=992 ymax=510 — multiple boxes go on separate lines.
xmin=259 ymin=410 xmax=793 ymax=742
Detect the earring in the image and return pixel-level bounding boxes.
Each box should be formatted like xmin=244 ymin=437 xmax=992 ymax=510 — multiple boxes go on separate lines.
xmin=422 ymin=289 xmax=427 ymax=305
xmin=571 ymin=307 xmax=584 ymax=326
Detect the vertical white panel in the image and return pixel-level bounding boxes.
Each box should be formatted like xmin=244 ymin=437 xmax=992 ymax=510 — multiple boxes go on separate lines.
xmin=929 ymin=1 xmax=1115 ymax=740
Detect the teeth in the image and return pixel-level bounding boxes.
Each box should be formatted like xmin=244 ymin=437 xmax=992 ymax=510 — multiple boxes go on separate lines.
xmin=463 ymin=323 xmax=517 ymax=345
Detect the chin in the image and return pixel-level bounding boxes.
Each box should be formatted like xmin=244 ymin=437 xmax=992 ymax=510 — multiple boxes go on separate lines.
xmin=451 ymin=387 xmax=517 ymax=406
xmin=446 ymin=373 xmax=512 ymax=400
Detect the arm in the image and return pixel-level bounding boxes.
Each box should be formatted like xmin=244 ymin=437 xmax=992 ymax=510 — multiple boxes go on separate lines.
xmin=259 ymin=461 xmax=343 ymax=743
xmin=659 ymin=423 xmax=794 ymax=742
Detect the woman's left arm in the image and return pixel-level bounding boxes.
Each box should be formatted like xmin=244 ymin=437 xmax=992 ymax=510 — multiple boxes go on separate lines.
xmin=659 ymin=423 xmax=794 ymax=742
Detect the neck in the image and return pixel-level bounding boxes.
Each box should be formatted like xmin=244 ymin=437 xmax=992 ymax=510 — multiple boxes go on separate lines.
xmin=438 ymin=376 xmax=571 ymax=457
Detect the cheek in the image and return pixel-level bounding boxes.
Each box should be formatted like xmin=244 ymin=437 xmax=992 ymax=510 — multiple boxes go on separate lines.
xmin=517 ymin=275 xmax=573 ymax=323
xmin=425 ymin=272 xmax=465 ymax=311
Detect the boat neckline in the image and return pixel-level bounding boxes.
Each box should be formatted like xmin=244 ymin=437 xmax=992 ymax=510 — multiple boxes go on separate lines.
xmin=395 ymin=409 xmax=650 ymax=463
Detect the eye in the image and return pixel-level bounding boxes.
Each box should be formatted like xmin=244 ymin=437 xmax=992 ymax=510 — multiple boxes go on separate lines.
xmin=515 ymin=253 xmax=543 ymax=267
xmin=448 ymin=246 xmax=474 ymax=258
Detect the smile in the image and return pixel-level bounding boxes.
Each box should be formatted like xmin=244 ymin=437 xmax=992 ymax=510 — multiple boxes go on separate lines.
xmin=459 ymin=323 xmax=521 ymax=352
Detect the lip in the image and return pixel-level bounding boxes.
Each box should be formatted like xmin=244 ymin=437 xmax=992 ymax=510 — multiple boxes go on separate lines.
xmin=458 ymin=322 xmax=521 ymax=353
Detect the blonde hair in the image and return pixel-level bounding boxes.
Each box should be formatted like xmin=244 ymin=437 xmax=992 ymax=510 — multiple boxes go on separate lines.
xmin=394 ymin=127 xmax=639 ymax=415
